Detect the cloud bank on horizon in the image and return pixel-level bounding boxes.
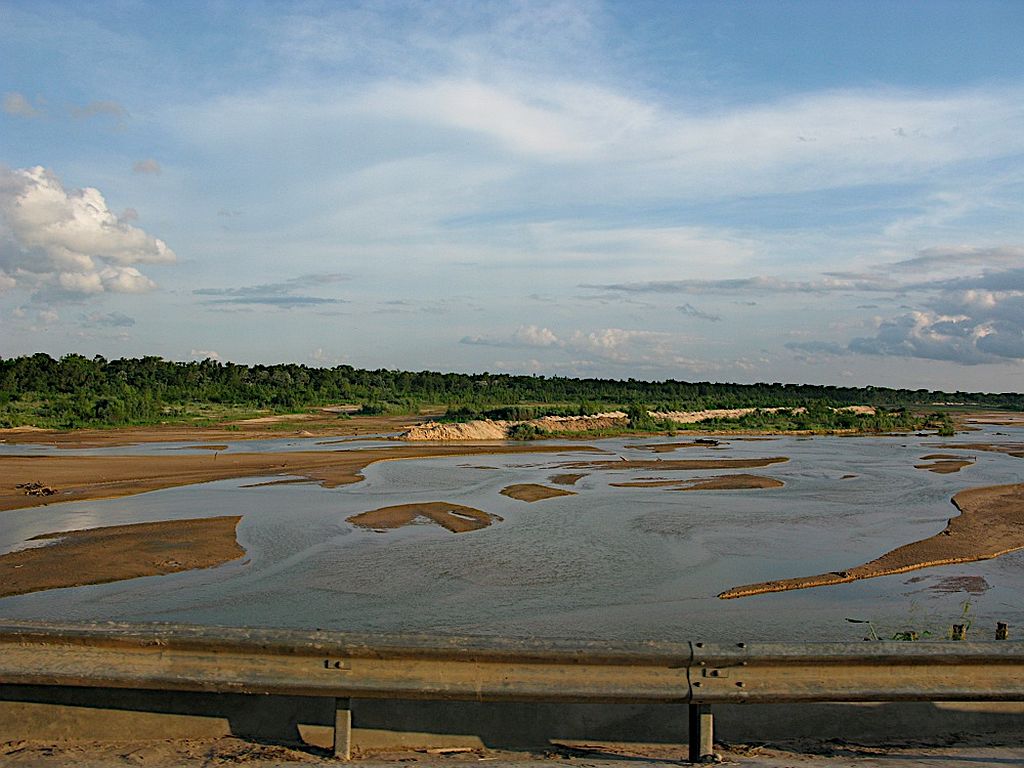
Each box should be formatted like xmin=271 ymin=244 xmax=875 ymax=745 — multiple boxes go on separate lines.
xmin=1 ymin=0 xmax=1023 ymax=390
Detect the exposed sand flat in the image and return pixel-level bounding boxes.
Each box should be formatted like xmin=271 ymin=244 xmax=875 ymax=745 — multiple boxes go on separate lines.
xmin=0 ymin=413 xmax=421 ymax=448
xmin=915 ymin=458 xmax=974 ymax=473
xmin=719 ymin=482 xmax=1024 ymax=599
xmin=347 ymin=502 xmax=497 ymax=533
xmin=929 ymin=442 xmax=1024 ymax=459
xmin=0 ymin=516 xmax=244 ymax=598
xmin=629 ymin=440 xmax=722 ymax=453
xmin=555 ymin=457 xmax=789 ymax=472
xmin=964 ymin=412 xmax=1024 ymax=426
xmin=610 ymin=474 xmax=783 ymax=491
xmin=500 ymin=483 xmax=577 ymax=502
xmin=550 ymin=473 xmax=587 ymax=486
xmin=0 ymin=444 xmax=602 ymax=514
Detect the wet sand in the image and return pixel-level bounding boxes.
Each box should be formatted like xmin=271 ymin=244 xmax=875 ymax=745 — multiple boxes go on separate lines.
xmin=929 ymin=442 xmax=1024 ymax=458
xmin=556 ymin=457 xmax=788 ymax=471
xmin=550 ymin=473 xmax=587 ymax=486
xmin=628 ymin=440 xmax=722 ymax=453
xmin=915 ymin=455 xmax=974 ymax=473
xmin=0 ymin=444 xmax=602 ymax=514
xmin=0 ymin=517 xmax=244 ymax=598
xmin=719 ymin=482 xmax=1024 ymax=599
xmin=610 ymin=474 xmax=784 ymax=491
xmin=0 ymin=413 xmax=422 ymax=449
xmin=500 ymin=484 xmax=576 ymax=502
xmin=347 ymin=502 xmax=497 ymax=533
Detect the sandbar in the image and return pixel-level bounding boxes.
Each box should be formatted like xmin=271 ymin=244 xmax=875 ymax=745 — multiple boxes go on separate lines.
xmin=347 ymin=502 xmax=498 ymax=533
xmin=0 ymin=413 xmax=421 ymax=449
xmin=550 ymin=473 xmax=587 ymax=486
xmin=0 ymin=516 xmax=244 ymax=598
xmin=610 ymin=474 xmax=783 ymax=491
xmin=928 ymin=442 xmax=1024 ymax=459
xmin=915 ymin=457 xmax=974 ymax=473
xmin=555 ymin=457 xmax=788 ymax=472
xmin=629 ymin=440 xmax=723 ymax=453
xmin=0 ymin=444 xmax=602 ymax=514
xmin=719 ymin=482 xmax=1024 ymax=599
xmin=500 ymin=484 xmax=576 ymax=502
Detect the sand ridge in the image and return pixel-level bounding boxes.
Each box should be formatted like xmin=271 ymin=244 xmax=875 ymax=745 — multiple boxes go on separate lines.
xmin=719 ymin=482 xmax=1024 ymax=599
xmin=0 ymin=516 xmax=244 ymax=598
xmin=554 ymin=457 xmax=789 ymax=472
xmin=500 ymin=484 xmax=577 ymax=502
xmin=347 ymin=502 xmax=498 ymax=533
xmin=610 ymin=474 xmax=784 ymax=491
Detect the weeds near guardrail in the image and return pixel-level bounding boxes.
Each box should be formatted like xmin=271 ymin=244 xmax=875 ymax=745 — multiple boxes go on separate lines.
xmin=847 ymin=600 xmax=987 ymax=642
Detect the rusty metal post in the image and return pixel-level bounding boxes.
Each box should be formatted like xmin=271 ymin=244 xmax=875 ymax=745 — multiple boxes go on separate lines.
xmin=997 ymin=623 xmax=1009 ymax=640
xmin=334 ymin=697 xmax=352 ymax=760
xmin=688 ymin=702 xmax=713 ymax=762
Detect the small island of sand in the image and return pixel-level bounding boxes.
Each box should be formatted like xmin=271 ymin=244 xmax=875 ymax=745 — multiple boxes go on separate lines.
xmin=610 ymin=474 xmax=784 ymax=491
xmin=555 ymin=457 xmax=788 ymax=472
xmin=0 ymin=516 xmax=244 ymax=598
xmin=549 ymin=473 xmax=587 ymax=486
xmin=347 ymin=502 xmax=498 ymax=533
xmin=719 ymin=482 xmax=1024 ymax=599
xmin=500 ymin=484 xmax=576 ymax=502
xmin=915 ymin=454 xmax=975 ymax=473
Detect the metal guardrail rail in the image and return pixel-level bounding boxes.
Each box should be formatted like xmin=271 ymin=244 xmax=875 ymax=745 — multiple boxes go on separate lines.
xmin=1 ymin=622 xmax=1022 ymax=762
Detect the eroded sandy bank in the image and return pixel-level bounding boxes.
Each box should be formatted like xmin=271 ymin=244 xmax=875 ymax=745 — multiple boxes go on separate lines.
xmin=719 ymin=482 xmax=1024 ymax=599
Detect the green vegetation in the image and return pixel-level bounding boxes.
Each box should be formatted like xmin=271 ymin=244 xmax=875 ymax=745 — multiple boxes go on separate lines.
xmin=0 ymin=353 xmax=1017 ymax=430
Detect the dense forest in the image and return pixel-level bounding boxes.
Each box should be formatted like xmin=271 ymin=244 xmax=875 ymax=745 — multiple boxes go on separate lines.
xmin=1 ymin=353 xmax=1020 ymax=429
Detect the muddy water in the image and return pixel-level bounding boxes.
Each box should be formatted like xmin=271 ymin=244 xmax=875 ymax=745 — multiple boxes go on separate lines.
xmin=1 ymin=428 xmax=1022 ymax=641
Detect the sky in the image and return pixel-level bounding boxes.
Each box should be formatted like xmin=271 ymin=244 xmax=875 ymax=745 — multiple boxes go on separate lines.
xmin=2 ymin=0 xmax=1024 ymax=391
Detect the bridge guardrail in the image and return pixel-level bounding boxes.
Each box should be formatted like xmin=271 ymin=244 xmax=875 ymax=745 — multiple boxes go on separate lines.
xmin=1 ymin=622 xmax=1021 ymax=762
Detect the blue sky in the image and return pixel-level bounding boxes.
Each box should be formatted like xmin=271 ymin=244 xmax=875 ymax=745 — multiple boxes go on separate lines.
xmin=2 ymin=0 xmax=1024 ymax=390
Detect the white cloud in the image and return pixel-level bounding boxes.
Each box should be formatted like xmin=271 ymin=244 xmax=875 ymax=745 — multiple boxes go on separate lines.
xmin=513 ymin=324 xmax=558 ymax=347
xmin=0 ymin=166 xmax=175 ymax=299
xmin=190 ymin=349 xmax=220 ymax=360
xmin=3 ymin=92 xmax=41 ymax=118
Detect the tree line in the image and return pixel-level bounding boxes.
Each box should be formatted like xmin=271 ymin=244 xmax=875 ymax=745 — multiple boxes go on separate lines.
xmin=1 ymin=353 xmax=1020 ymax=429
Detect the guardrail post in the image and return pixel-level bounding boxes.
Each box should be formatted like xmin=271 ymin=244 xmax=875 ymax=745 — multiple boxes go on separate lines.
xmin=688 ymin=702 xmax=713 ymax=763
xmin=334 ymin=697 xmax=352 ymax=760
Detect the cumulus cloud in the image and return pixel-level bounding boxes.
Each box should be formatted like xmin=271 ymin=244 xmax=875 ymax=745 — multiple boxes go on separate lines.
xmin=3 ymin=92 xmax=41 ymax=118
xmin=0 ymin=166 xmax=176 ymax=299
xmin=193 ymin=273 xmax=349 ymax=308
xmin=132 ymin=158 xmax=162 ymax=175
xmin=190 ymin=349 xmax=220 ymax=360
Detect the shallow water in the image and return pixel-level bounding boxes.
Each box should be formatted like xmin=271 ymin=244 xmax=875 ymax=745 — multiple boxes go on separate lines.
xmin=1 ymin=427 xmax=1022 ymax=642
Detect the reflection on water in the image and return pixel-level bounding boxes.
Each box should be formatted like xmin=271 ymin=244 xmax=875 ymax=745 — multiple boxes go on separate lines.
xmin=1 ymin=427 xmax=1022 ymax=642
